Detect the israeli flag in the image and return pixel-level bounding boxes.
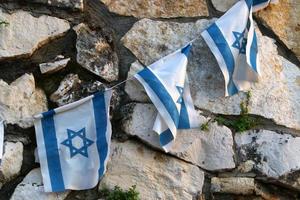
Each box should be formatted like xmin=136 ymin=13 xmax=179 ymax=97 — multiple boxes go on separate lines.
xmin=135 ymin=43 xmax=199 ymax=152
xmin=253 ymin=0 xmax=278 ymax=12
xmin=34 ymin=91 xmax=112 ymax=192
xmin=201 ymin=0 xmax=260 ymax=96
xmin=0 ymin=119 xmax=4 ymax=165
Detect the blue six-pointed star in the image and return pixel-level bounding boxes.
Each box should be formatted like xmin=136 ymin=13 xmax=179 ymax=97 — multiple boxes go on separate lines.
xmin=176 ymin=86 xmax=184 ymax=104
xmin=232 ymin=31 xmax=247 ymax=54
xmin=61 ymin=128 xmax=94 ymax=158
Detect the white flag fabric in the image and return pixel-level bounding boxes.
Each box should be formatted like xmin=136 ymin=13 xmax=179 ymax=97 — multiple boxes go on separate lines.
xmin=34 ymin=91 xmax=112 ymax=192
xmin=0 ymin=119 xmax=4 ymax=165
xmin=201 ymin=0 xmax=260 ymax=96
xmin=252 ymin=0 xmax=278 ymax=12
xmin=135 ymin=43 xmax=199 ymax=152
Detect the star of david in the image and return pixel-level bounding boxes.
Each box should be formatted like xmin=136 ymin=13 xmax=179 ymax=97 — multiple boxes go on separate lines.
xmin=61 ymin=128 xmax=94 ymax=158
xmin=176 ymin=86 xmax=184 ymax=104
xmin=232 ymin=31 xmax=247 ymax=54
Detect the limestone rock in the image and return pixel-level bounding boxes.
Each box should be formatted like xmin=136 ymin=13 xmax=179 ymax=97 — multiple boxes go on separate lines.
xmin=235 ymin=130 xmax=300 ymax=178
xmin=122 ymin=18 xmax=300 ymax=130
xmin=256 ymin=0 xmax=300 ymax=61
xmin=0 ymin=142 xmax=23 ymax=186
xmin=73 ymin=23 xmax=119 ymax=82
xmin=50 ymin=73 xmax=105 ymax=106
xmin=0 ymin=74 xmax=48 ymax=128
xmin=0 ymin=9 xmax=70 ymax=60
xmin=124 ymin=61 xmax=149 ymax=102
xmin=30 ymin=0 xmax=84 ymax=10
xmin=39 ymin=56 xmax=70 ymax=75
xmin=99 ymin=140 xmax=205 ymax=200
xmin=211 ymin=177 xmax=255 ymax=195
xmin=100 ymin=0 xmax=208 ymax=18
xmin=120 ymin=103 xmax=236 ymax=171
xmin=10 ymin=168 xmax=70 ymax=200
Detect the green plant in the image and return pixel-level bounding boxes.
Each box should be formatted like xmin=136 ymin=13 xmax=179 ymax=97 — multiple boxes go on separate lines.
xmin=0 ymin=20 xmax=9 ymax=27
xmin=215 ymin=115 xmax=259 ymax=132
xmin=100 ymin=185 xmax=140 ymax=200
xmin=200 ymin=122 xmax=210 ymax=131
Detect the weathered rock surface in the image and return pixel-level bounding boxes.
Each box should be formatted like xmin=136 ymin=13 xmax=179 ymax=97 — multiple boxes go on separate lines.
xmin=211 ymin=177 xmax=255 ymax=195
xmin=124 ymin=61 xmax=149 ymax=102
xmin=121 ymin=103 xmax=236 ymax=171
xmin=0 ymin=142 xmax=23 ymax=187
xmin=100 ymin=0 xmax=208 ymax=18
xmin=73 ymin=23 xmax=119 ymax=82
xmin=0 ymin=74 xmax=48 ymax=128
xmin=39 ymin=56 xmax=70 ymax=74
xmin=235 ymin=130 xmax=300 ymax=178
xmin=99 ymin=140 xmax=205 ymax=200
xmin=256 ymin=0 xmax=300 ymax=61
xmin=10 ymin=168 xmax=70 ymax=200
xmin=122 ymin=18 xmax=300 ymax=130
xmin=211 ymin=0 xmax=236 ymax=12
xmin=30 ymin=0 xmax=84 ymax=10
xmin=0 ymin=9 xmax=70 ymax=60
xmin=50 ymin=73 xmax=105 ymax=106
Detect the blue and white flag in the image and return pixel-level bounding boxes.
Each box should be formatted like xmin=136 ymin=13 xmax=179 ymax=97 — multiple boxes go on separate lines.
xmin=34 ymin=91 xmax=112 ymax=192
xmin=253 ymin=0 xmax=278 ymax=12
xmin=135 ymin=43 xmax=199 ymax=152
xmin=201 ymin=0 xmax=261 ymax=96
xmin=0 ymin=119 xmax=4 ymax=165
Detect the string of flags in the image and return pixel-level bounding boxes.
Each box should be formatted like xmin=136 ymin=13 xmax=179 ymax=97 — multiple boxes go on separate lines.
xmin=0 ymin=0 xmax=278 ymax=193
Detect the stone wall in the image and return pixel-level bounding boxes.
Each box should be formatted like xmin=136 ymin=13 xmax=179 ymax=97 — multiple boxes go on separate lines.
xmin=0 ymin=0 xmax=299 ymax=199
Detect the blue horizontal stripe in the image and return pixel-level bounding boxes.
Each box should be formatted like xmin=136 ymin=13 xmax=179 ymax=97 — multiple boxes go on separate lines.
xmin=92 ymin=92 xmax=109 ymax=177
xmin=181 ymin=44 xmax=192 ymax=58
xmin=178 ymin=100 xmax=190 ymax=129
xmin=41 ymin=111 xmax=65 ymax=192
xmin=249 ymin=31 xmax=258 ymax=73
xmin=160 ymin=129 xmax=174 ymax=147
xmin=206 ymin=23 xmax=238 ymax=95
xmin=138 ymin=68 xmax=180 ymax=126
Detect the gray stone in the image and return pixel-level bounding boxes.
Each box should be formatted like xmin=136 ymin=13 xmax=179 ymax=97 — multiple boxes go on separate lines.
xmin=0 ymin=74 xmax=48 ymax=128
xmin=121 ymin=103 xmax=236 ymax=171
xmin=0 ymin=142 xmax=23 ymax=187
xmin=39 ymin=56 xmax=70 ymax=75
xmin=211 ymin=0 xmax=238 ymax=12
xmin=100 ymin=0 xmax=208 ymax=18
xmin=211 ymin=177 xmax=255 ymax=195
xmin=0 ymin=9 xmax=70 ymax=60
xmin=73 ymin=23 xmax=119 ymax=82
xmin=122 ymin=18 xmax=300 ymax=131
xmin=10 ymin=168 xmax=70 ymax=200
xmin=99 ymin=140 xmax=205 ymax=200
xmin=124 ymin=61 xmax=150 ymax=102
xmin=50 ymin=73 xmax=106 ymax=106
xmin=235 ymin=130 xmax=300 ymax=178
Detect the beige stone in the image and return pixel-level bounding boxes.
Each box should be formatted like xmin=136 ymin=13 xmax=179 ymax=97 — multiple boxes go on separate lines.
xmin=0 ymin=142 xmax=23 ymax=186
xmin=99 ymin=140 xmax=205 ymax=200
xmin=121 ymin=103 xmax=236 ymax=171
xmin=10 ymin=168 xmax=70 ymax=200
xmin=100 ymin=0 xmax=208 ymax=18
xmin=211 ymin=177 xmax=255 ymax=195
xmin=0 ymin=9 xmax=70 ymax=60
xmin=256 ymin=0 xmax=300 ymax=61
xmin=0 ymin=74 xmax=48 ymax=128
